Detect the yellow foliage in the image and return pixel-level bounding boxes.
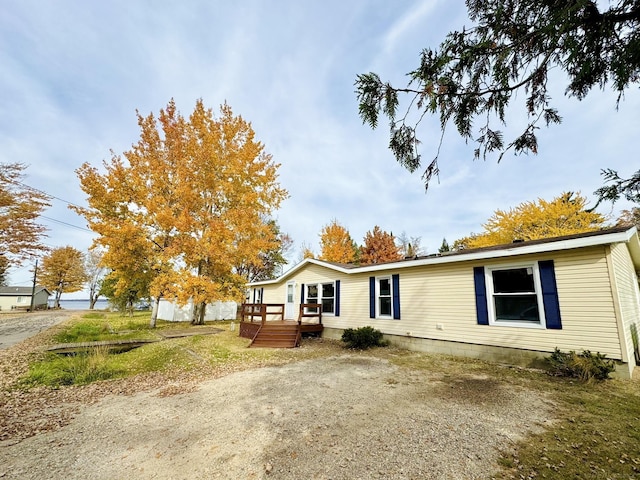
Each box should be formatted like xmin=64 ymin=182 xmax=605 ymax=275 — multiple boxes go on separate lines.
xmin=319 ymin=219 xmax=356 ymax=263
xmin=465 ymin=192 xmax=607 ymax=249
xmin=74 ymin=99 xmax=287 ymax=317
xmin=0 ymin=163 xmax=51 ymax=265
xmin=40 ymin=246 xmax=88 ymax=307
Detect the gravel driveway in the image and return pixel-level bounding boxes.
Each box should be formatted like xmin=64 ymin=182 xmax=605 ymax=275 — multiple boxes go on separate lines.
xmin=0 ymin=352 xmax=555 ymax=479
xmin=0 ymin=310 xmax=75 ymax=349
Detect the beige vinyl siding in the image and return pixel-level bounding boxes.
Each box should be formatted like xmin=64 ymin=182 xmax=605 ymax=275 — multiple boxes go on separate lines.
xmin=331 ymin=247 xmax=622 ymax=358
xmin=610 ymin=242 xmax=640 ymax=365
xmin=297 ymin=264 xmax=351 ymax=322
xmin=258 ymin=284 xmax=287 ymax=306
xmin=258 ymin=264 xmax=351 ymax=320
xmin=0 ymin=297 xmax=16 ymax=311
xmin=252 ymin=244 xmax=626 ymax=359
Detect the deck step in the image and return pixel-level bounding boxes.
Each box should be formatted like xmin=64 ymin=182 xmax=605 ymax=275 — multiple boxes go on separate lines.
xmin=250 ymin=324 xmax=300 ymax=348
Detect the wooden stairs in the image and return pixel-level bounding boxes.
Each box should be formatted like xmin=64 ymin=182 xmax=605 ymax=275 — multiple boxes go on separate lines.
xmin=249 ymin=322 xmax=300 ymax=348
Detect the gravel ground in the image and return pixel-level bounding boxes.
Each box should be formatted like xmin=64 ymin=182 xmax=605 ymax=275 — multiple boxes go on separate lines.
xmin=0 ymin=310 xmax=74 ymax=349
xmin=0 ymin=313 xmax=556 ymax=479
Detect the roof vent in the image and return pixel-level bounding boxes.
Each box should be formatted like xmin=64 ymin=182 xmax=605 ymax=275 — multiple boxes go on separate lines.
xmin=512 ymin=239 xmax=524 ymax=243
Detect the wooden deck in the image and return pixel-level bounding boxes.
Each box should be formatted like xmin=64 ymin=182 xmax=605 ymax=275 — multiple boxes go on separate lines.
xmin=239 ymin=303 xmax=323 ymax=348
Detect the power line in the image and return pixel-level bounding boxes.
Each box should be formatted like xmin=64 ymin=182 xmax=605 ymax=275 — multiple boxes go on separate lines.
xmin=7 ymin=180 xmax=95 ymax=233
xmin=14 ymin=180 xmax=85 ymax=210
xmin=40 ymin=215 xmax=93 ymax=233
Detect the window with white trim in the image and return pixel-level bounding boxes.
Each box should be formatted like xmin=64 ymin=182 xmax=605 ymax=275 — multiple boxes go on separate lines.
xmin=377 ymin=276 xmax=392 ymax=317
xmin=486 ymin=263 xmax=545 ymax=327
xmin=305 ymin=282 xmax=335 ymax=315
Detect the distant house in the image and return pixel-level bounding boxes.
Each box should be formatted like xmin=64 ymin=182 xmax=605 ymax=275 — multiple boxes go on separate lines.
xmin=0 ymin=286 xmax=51 ymax=311
xmin=246 ymin=227 xmax=640 ymax=379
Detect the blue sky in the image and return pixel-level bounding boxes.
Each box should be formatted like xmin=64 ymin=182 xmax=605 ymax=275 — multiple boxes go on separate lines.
xmin=2 ymin=0 xmax=638 ymax=294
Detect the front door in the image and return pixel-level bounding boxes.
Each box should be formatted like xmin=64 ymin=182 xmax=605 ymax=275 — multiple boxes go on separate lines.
xmin=285 ymin=281 xmax=295 ymax=319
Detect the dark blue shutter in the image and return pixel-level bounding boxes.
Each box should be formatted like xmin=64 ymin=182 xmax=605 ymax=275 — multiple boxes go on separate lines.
xmin=335 ymin=280 xmax=340 ymax=317
xmin=300 ymin=283 xmax=305 ymax=304
xmin=369 ymin=277 xmax=375 ymax=318
xmin=474 ymin=267 xmax=489 ymax=325
xmin=539 ymin=260 xmax=562 ymax=329
xmin=392 ymin=274 xmax=401 ymax=320
xmin=260 ymin=287 xmax=264 ymax=304
xmin=252 ymin=288 xmax=256 ymax=303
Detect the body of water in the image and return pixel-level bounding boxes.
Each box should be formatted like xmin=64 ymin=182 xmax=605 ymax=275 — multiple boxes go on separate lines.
xmin=48 ymin=299 xmax=110 ymax=310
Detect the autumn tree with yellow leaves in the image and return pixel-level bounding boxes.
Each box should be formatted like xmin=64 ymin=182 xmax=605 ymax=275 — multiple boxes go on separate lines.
xmin=319 ymin=219 xmax=357 ymax=263
xmin=40 ymin=246 xmax=88 ymax=308
xmin=361 ymin=226 xmax=402 ymax=265
xmin=455 ymin=192 xmax=606 ymax=249
xmin=75 ymin=99 xmax=287 ymax=325
xmin=0 ymin=163 xmax=50 ymax=268
xmin=234 ymin=219 xmax=292 ymax=282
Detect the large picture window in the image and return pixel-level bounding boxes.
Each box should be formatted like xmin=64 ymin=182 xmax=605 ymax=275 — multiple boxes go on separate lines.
xmin=305 ymin=282 xmax=335 ymax=315
xmin=486 ymin=264 xmax=545 ymax=327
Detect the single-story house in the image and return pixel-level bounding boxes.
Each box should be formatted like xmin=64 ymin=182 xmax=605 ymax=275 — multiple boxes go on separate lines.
xmin=0 ymin=286 xmax=51 ymax=311
xmin=246 ymin=226 xmax=640 ymax=378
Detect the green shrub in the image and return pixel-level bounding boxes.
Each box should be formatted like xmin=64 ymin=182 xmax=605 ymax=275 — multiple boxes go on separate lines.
xmin=341 ymin=326 xmax=388 ymax=350
xmin=547 ymin=348 xmax=616 ymax=381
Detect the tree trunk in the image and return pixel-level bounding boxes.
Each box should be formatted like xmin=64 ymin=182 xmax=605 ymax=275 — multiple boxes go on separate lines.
xmin=88 ymin=282 xmax=98 ymax=309
xmin=191 ymin=301 xmax=206 ymax=325
xmin=54 ymin=289 xmax=62 ymax=309
xmin=150 ymin=296 xmax=160 ymax=328
xmin=89 ymin=293 xmax=98 ymax=310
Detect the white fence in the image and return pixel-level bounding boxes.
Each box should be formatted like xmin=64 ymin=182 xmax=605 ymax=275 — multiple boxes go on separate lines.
xmin=157 ymin=299 xmax=237 ymax=322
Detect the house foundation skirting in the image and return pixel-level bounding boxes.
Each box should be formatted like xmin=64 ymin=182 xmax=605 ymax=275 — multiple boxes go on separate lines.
xmin=321 ymin=327 xmax=634 ymax=380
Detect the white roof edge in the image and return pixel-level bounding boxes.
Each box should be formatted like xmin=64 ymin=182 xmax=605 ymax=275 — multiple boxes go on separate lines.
xmin=247 ymin=227 xmax=639 ymax=285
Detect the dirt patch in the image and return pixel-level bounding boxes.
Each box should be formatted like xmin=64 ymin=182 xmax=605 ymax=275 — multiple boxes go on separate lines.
xmin=0 ymin=354 xmax=555 ymax=479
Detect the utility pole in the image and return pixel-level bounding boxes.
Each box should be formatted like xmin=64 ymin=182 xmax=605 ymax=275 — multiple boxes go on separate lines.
xmin=29 ymin=259 xmax=38 ymax=312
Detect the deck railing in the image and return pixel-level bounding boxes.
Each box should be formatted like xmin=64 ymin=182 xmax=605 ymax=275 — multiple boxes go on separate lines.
xmin=240 ymin=303 xmax=285 ymax=324
xmin=298 ymin=303 xmax=322 ymax=325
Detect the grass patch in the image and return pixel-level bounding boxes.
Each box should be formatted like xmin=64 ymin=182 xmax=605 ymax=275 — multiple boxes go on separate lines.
xmin=21 ymin=347 xmax=126 ymax=387
xmin=52 ymin=311 xmax=161 ymax=343
xmin=495 ymin=379 xmax=640 ymax=479
xmin=21 ymin=318 xmax=342 ymax=388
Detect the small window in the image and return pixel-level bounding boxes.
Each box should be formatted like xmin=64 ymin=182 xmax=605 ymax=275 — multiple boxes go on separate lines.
xmin=321 ymin=283 xmax=335 ymax=314
xmin=377 ymin=277 xmax=392 ymax=318
xmin=286 ymin=283 xmax=294 ymax=303
xmin=369 ymin=275 xmax=400 ymax=320
xmin=487 ymin=264 xmax=544 ymax=327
